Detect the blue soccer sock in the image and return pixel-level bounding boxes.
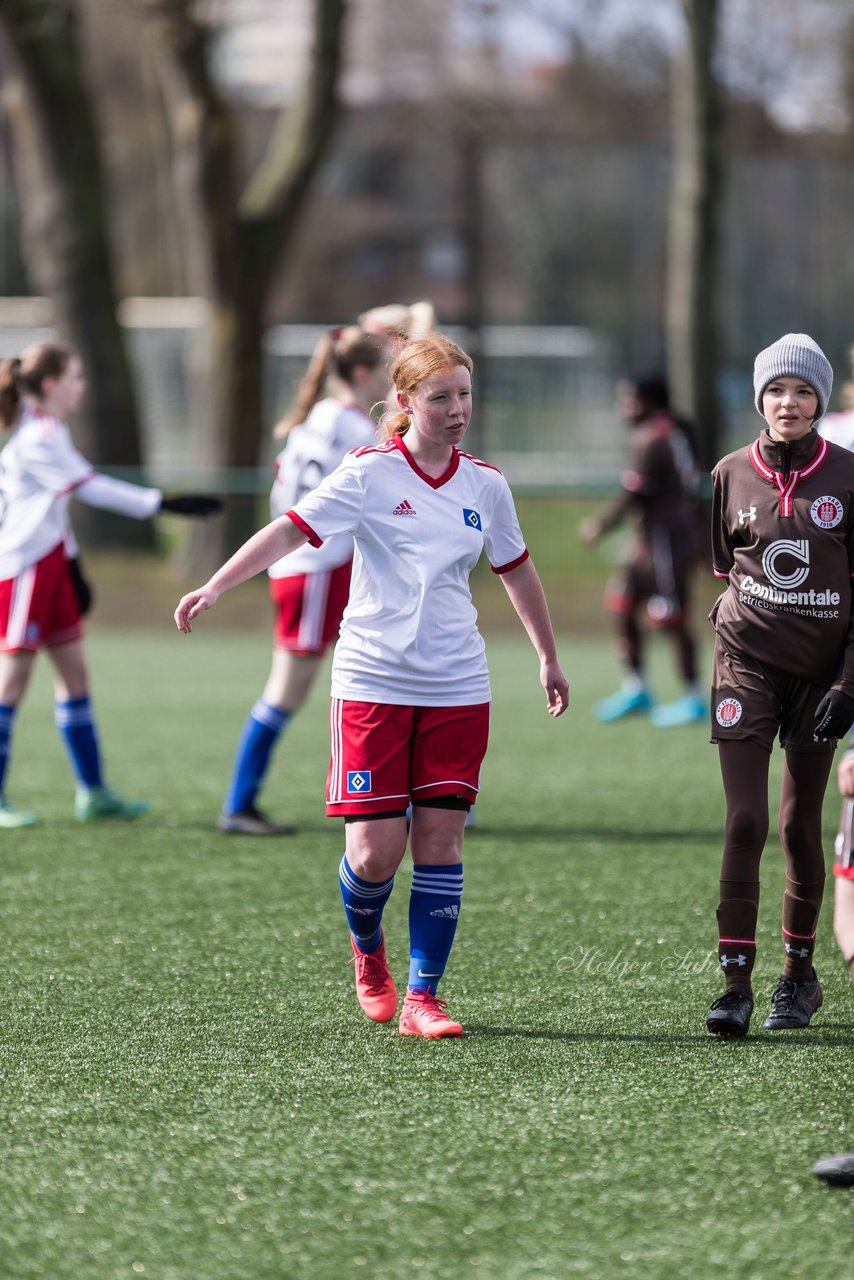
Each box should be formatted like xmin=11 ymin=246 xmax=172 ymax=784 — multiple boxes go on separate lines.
xmin=223 ymin=700 xmax=291 ymax=815
xmin=339 ymin=854 xmax=395 ymax=954
xmin=0 ymin=702 xmax=18 ymax=796
xmin=55 ymin=696 xmax=102 ymax=789
xmin=407 ymin=862 xmax=463 ymax=994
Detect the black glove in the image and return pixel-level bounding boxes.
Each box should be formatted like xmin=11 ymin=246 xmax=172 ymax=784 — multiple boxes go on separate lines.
xmin=159 ymin=493 xmax=223 ymax=518
xmin=68 ymin=557 xmax=94 ymax=617
xmin=814 ymin=689 xmax=854 ymax=742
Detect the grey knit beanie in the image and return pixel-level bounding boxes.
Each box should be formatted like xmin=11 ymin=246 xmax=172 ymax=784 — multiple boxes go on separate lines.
xmin=753 ymin=333 xmax=833 ymax=422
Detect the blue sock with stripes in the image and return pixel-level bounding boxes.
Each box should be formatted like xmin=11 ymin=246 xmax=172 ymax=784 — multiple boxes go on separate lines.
xmin=224 ymin=701 xmax=291 ymax=815
xmin=0 ymin=703 xmax=18 ymax=796
xmin=408 ymin=863 xmax=463 ymax=994
xmin=339 ymin=854 xmax=395 ymax=954
xmin=55 ymin=697 xmax=102 ymax=788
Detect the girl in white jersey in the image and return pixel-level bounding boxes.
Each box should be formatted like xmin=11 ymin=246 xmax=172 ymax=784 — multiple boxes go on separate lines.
xmin=176 ymin=333 xmax=570 ymax=1038
xmin=0 ymin=343 xmax=220 ymax=827
xmin=218 ymin=325 xmax=391 ymax=835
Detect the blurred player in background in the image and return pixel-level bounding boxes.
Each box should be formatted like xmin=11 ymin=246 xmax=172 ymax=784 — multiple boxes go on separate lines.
xmin=358 ymin=299 xmax=436 ymax=349
xmin=580 ymin=372 xmax=704 ymax=727
xmin=0 ymin=343 xmax=220 ymax=826
xmin=810 ymin=744 xmax=854 ymax=1188
xmin=819 ymin=341 xmax=854 ymax=450
xmin=176 ymin=332 xmax=569 ymax=1038
xmin=217 ymin=325 xmax=392 ymax=834
xmin=705 ymin=334 xmax=854 ymax=1040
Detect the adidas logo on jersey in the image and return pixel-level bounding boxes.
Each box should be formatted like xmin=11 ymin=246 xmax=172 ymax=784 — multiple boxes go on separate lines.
xmin=429 ymin=904 xmax=460 ymax=919
xmin=392 ymin=499 xmax=416 ymax=515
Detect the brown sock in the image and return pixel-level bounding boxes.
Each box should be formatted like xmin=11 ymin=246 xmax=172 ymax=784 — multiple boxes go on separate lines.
xmin=782 ymin=876 xmax=825 ymax=981
xmin=716 ymin=884 xmax=759 ymax=992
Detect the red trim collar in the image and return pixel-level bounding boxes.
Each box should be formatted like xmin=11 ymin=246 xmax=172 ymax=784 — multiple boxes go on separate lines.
xmin=393 ymin=434 xmax=460 ymax=489
xmin=748 ymin=435 xmax=829 ymax=516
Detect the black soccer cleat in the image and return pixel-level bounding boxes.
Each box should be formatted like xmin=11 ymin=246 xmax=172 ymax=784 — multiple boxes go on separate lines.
xmin=762 ymin=970 xmax=823 ymax=1030
xmin=706 ymin=987 xmax=754 ymax=1038
xmin=812 ymin=1152 xmax=854 ymax=1188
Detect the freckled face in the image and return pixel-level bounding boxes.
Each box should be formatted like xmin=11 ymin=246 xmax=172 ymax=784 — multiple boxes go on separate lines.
xmin=399 ymin=365 xmax=473 ymax=450
xmin=762 ymin=376 xmax=818 ymax=442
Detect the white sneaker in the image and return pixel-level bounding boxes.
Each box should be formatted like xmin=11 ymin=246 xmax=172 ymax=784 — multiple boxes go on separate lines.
xmin=0 ymin=797 xmax=37 ymax=828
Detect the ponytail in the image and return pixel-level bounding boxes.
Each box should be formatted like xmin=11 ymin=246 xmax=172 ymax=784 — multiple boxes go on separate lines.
xmin=0 ymin=358 xmax=22 ymax=429
xmin=274 ymin=326 xmax=387 ymax=439
xmin=0 ymin=343 xmax=72 ymax=429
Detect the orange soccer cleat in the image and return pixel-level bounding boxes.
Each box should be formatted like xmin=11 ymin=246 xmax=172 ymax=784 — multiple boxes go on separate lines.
xmin=351 ymin=931 xmax=398 ymax=1022
xmin=398 ymin=987 xmax=463 ymax=1038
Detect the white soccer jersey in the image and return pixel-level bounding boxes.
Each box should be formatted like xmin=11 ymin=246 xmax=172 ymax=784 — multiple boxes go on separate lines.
xmin=820 ymin=411 xmax=854 ymax=452
xmin=268 ymin=399 xmax=377 ymax=578
xmin=289 ymin=435 xmax=529 ymax=705
xmin=0 ymin=407 xmax=161 ymax=579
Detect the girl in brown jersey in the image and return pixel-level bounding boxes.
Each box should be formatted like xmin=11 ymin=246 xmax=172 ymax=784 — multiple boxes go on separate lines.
xmin=706 ymin=333 xmax=854 ymax=1039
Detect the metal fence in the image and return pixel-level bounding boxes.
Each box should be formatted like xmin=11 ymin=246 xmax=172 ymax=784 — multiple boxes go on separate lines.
xmin=0 ymin=298 xmax=625 ymax=493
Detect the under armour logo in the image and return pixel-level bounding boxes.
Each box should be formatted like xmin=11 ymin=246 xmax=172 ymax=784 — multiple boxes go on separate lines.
xmin=720 ymin=953 xmax=747 ymax=968
xmin=738 ymin=506 xmax=757 ymax=525
xmin=784 ymin=942 xmax=810 ymax=958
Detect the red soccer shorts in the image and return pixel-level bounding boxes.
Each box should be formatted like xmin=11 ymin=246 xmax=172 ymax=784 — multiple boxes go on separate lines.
xmin=270 ymin=560 xmax=353 ymax=656
xmin=0 ymin=542 xmax=82 ymax=654
xmin=326 ymin=698 xmax=490 ymax=817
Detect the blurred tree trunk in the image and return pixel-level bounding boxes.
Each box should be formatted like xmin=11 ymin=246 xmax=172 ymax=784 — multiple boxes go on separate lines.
xmin=142 ymin=0 xmax=347 ymax=573
xmin=0 ymin=0 xmax=154 ymax=549
xmin=666 ymin=0 xmax=723 ymax=473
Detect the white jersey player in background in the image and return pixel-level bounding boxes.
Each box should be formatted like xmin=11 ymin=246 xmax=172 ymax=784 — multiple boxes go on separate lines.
xmin=217 ymin=324 xmax=393 ymax=834
xmin=176 ymin=332 xmax=569 ymax=1039
xmin=0 ymin=342 xmax=220 ymax=827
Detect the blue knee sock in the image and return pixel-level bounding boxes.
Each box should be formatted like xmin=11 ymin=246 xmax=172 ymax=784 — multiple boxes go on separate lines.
xmin=55 ymin=697 xmax=102 ymax=789
xmin=408 ymin=863 xmax=463 ymax=994
xmin=339 ymin=854 xmax=395 ymax=954
xmin=0 ymin=703 xmax=18 ymax=796
xmin=224 ymin=700 xmax=290 ymax=815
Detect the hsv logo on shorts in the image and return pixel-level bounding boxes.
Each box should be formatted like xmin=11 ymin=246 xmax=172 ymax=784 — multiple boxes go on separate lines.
xmin=346 ymin=770 xmax=372 ymax=794
xmin=715 ymin=697 xmax=743 ymax=727
xmin=810 ymin=495 xmax=844 ymax=529
xmin=462 ymin=508 xmax=482 ymax=531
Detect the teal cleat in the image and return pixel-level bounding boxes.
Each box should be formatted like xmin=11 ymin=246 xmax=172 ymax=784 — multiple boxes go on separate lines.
xmin=594 ymin=687 xmax=653 ymax=722
xmin=650 ymin=694 xmax=706 ymax=728
xmin=0 ymin=798 xmax=37 ymax=828
xmin=75 ymin=787 xmax=150 ymax=822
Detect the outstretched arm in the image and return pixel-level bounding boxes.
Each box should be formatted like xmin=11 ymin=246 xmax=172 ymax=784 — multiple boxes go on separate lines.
xmin=174 ymin=515 xmax=309 ymax=632
xmin=498 ymin=557 xmax=569 ymax=717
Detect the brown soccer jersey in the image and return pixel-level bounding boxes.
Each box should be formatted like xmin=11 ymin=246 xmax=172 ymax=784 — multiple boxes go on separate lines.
xmin=711 ymin=428 xmax=854 ymax=695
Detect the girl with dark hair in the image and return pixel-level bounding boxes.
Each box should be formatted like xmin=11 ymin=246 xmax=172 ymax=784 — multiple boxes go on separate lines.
xmin=580 ymin=371 xmax=703 ymax=727
xmin=0 ymin=343 xmax=219 ymax=826
xmin=176 ymin=333 xmax=569 ymax=1037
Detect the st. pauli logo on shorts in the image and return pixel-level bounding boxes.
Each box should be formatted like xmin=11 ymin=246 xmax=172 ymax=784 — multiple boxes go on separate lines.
xmin=346 ymin=770 xmax=372 ymax=794
xmin=810 ymin=495 xmax=844 ymax=530
xmin=462 ymin=508 xmax=482 ymax=531
xmin=716 ymin=697 xmax=743 ymax=727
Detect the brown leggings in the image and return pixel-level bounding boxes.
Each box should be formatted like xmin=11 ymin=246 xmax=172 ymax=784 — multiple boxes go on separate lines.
xmin=717 ymin=740 xmax=831 ymax=983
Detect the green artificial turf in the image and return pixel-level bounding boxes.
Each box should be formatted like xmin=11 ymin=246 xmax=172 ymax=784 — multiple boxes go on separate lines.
xmin=0 ymin=630 xmax=851 ymax=1280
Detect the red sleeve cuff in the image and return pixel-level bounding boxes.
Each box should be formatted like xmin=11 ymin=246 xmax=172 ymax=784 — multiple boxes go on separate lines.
xmin=712 ymin=566 xmax=730 ymax=579
xmin=59 ymin=468 xmax=96 ymax=498
xmin=491 ymin=548 xmax=529 ymax=575
xmin=287 ymin=510 xmax=323 ymax=548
